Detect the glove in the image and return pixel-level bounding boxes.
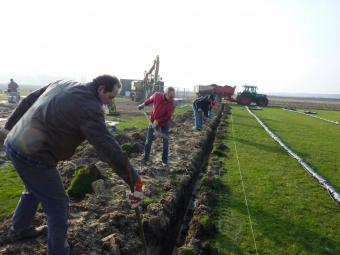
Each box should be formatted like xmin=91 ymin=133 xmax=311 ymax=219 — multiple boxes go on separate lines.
xmin=138 ymin=104 xmax=145 ymax=110
xmin=128 ymin=177 xmax=143 ymax=209
xmin=0 ymin=128 xmax=9 ymax=146
xmin=151 ymin=120 xmax=158 ymax=129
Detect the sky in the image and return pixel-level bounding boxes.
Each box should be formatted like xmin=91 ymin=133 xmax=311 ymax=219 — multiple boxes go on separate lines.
xmin=0 ymin=0 xmax=339 ymax=94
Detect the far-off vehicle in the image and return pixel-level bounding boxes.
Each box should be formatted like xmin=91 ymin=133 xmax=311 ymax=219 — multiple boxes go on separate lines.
xmin=130 ymin=55 xmax=164 ymax=102
xmin=7 ymin=91 xmax=20 ymax=104
xmin=236 ymin=85 xmax=269 ymax=106
xmin=194 ymin=84 xmax=236 ymax=102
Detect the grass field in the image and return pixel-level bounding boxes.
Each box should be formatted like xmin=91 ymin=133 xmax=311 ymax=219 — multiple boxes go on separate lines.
xmin=212 ymin=105 xmax=340 ymax=254
xmin=298 ymin=108 xmax=340 ymax=123
xmin=254 ymin=107 xmax=340 ymax=191
xmin=106 ymin=115 xmax=148 ymax=130
xmin=0 ymin=164 xmax=23 ymax=221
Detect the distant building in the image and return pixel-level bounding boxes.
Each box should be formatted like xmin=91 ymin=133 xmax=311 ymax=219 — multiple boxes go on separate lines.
xmin=119 ymin=79 xmax=140 ymax=96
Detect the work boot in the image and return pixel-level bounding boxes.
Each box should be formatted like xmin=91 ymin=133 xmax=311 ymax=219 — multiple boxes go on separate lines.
xmin=9 ymin=225 xmax=48 ymax=242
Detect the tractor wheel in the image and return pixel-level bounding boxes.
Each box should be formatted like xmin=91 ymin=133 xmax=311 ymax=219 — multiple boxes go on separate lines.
xmin=256 ymin=97 xmax=269 ymax=107
xmin=237 ymin=93 xmax=252 ymax=105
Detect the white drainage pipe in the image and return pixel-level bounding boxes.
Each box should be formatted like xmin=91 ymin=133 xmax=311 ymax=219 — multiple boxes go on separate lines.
xmin=247 ymin=106 xmax=340 ymax=205
xmin=283 ymin=108 xmax=340 ymax=125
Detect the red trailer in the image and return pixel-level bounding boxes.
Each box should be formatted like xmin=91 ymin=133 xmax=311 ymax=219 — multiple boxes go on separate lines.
xmin=194 ymin=84 xmax=236 ymax=101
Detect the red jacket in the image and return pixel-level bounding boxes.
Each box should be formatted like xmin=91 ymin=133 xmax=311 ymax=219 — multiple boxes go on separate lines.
xmin=144 ymin=92 xmax=175 ymax=128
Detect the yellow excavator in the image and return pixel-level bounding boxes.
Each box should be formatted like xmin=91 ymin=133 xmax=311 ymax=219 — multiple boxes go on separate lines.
xmin=130 ymin=55 xmax=164 ymax=102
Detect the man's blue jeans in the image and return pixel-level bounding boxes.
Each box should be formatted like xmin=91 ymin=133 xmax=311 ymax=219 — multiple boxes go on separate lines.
xmin=4 ymin=142 xmax=70 ymax=255
xmin=193 ymin=106 xmax=203 ymax=130
xmin=143 ymin=124 xmax=169 ymax=163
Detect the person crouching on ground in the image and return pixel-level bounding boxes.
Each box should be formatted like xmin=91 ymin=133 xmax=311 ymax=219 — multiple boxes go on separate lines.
xmin=192 ymin=94 xmax=213 ymax=131
xmin=138 ymin=87 xmax=176 ymax=166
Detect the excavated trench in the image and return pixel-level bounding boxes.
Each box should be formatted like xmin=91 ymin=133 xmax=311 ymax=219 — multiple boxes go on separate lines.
xmin=0 ymin=104 xmax=225 ymax=255
xmin=157 ymin=104 xmax=224 ymax=254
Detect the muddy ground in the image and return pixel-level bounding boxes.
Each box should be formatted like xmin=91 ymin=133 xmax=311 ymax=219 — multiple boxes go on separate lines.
xmin=0 ymin=99 xmax=221 ymax=255
xmin=112 ymin=98 xmax=144 ymax=117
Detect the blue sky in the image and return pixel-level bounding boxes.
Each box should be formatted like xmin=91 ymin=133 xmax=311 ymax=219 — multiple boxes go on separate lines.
xmin=0 ymin=0 xmax=339 ymax=93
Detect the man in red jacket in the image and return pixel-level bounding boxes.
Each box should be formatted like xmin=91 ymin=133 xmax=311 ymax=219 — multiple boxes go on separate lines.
xmin=138 ymin=87 xmax=176 ymax=166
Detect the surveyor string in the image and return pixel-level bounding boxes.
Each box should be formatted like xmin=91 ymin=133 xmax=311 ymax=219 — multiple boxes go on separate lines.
xmin=231 ymin=113 xmax=259 ymax=255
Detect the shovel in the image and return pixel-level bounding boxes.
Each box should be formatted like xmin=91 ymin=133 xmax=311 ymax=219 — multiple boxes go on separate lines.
xmin=128 ymin=178 xmax=148 ymax=255
xmin=143 ymin=112 xmax=169 ymax=139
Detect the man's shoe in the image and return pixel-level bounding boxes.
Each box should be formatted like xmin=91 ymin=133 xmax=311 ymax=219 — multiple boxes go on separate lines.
xmin=9 ymin=225 xmax=48 ymax=242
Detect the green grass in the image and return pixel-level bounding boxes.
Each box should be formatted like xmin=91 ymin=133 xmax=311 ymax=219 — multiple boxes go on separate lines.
xmin=212 ymin=105 xmax=340 ymax=254
xmin=141 ymin=197 xmax=160 ymax=210
xmin=0 ymin=163 xmax=23 ymax=221
xmin=302 ymin=108 xmax=340 ymax=122
xmin=173 ymin=104 xmax=192 ymax=116
xmin=0 ymin=94 xmax=6 ymax=101
xmin=67 ymin=166 xmax=103 ymax=198
xmin=282 ymin=107 xmax=340 ymax=122
xmin=255 ymin=107 xmax=340 ymax=190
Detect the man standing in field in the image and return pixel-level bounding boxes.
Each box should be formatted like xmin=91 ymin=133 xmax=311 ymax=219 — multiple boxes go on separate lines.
xmin=7 ymin=78 xmax=19 ymax=93
xmin=138 ymin=87 xmax=176 ymax=166
xmin=7 ymin=78 xmax=20 ymax=103
xmin=3 ymin=75 xmax=143 ymax=255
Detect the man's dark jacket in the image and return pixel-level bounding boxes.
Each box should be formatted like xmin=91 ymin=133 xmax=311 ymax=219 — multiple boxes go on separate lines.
xmin=193 ymin=96 xmax=210 ymax=117
xmin=5 ymin=80 xmax=138 ymax=186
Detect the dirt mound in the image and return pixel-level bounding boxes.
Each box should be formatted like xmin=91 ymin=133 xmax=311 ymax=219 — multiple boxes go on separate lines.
xmin=57 ymin=130 xmax=146 ymax=188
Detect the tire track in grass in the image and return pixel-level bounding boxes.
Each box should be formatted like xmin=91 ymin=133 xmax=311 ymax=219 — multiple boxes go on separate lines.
xmin=247 ymin=106 xmax=340 ymax=204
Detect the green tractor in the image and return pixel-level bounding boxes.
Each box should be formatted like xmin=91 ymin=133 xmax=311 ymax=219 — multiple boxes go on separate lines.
xmin=236 ymin=85 xmax=269 ymax=106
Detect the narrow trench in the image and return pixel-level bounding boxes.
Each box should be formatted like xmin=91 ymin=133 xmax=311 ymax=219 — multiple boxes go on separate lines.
xmin=159 ymin=104 xmax=224 ymax=255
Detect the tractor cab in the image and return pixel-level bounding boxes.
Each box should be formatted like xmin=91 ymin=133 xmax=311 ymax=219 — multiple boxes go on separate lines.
xmin=243 ymin=85 xmax=257 ymax=94
xmin=236 ymin=84 xmax=269 ymax=106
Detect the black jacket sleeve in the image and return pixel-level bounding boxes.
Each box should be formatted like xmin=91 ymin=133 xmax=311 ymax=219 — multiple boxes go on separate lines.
xmin=80 ymin=106 xmax=139 ymax=189
xmin=5 ymin=85 xmax=49 ymax=130
xmin=203 ymin=101 xmax=210 ymax=117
